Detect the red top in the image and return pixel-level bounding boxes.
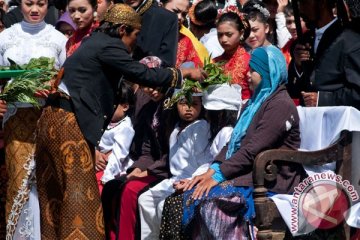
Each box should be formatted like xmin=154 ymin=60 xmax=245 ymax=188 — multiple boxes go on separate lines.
xmin=281 ymin=39 xmax=294 ymax=69
xmin=214 ymin=46 xmax=251 ymax=100
xmin=176 ymin=33 xmax=203 ymax=68
xmin=66 ymin=22 xmax=99 ymax=57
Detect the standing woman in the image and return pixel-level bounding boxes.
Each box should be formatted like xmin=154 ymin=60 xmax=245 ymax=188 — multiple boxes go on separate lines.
xmin=213 ymin=9 xmax=252 ymax=100
xmin=34 ymin=4 xmax=205 ymax=239
xmin=0 ymin=0 xmax=67 ymax=238
xmin=241 ymin=0 xmax=272 ymax=50
xmin=66 ymin=0 xmax=98 ymax=57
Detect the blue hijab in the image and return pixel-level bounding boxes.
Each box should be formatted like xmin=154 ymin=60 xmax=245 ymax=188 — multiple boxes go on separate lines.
xmin=211 ymin=46 xmax=288 ymax=182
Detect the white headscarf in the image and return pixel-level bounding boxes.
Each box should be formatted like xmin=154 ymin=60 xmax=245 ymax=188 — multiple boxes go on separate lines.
xmin=202 ymin=84 xmax=242 ymax=111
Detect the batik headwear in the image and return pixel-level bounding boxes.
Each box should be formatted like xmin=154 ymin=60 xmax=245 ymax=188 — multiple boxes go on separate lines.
xmin=210 ymin=45 xmax=287 ymax=183
xmin=202 ymin=84 xmax=242 ymax=111
xmin=346 ymin=0 xmax=360 ymax=18
xmin=103 ymin=4 xmax=142 ymax=29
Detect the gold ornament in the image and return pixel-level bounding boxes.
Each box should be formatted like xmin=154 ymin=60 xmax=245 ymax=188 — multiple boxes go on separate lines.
xmin=103 ymin=4 xmax=142 ymax=29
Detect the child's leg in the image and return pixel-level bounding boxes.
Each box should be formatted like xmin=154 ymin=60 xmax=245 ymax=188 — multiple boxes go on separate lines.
xmin=138 ymin=180 xmax=173 ymax=239
xmin=118 ymin=175 xmax=157 ymax=240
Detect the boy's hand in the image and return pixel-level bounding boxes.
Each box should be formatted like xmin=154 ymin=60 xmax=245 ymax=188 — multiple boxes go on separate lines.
xmin=95 ymin=150 xmax=108 ymax=171
xmin=127 ymin=168 xmax=148 ymax=180
xmin=173 ymin=179 xmax=190 ymax=192
xmin=277 ymin=0 xmax=289 ymax=13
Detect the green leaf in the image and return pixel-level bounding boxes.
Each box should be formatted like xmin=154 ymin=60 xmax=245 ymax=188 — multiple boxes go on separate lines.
xmin=0 ymin=57 xmax=57 ymax=107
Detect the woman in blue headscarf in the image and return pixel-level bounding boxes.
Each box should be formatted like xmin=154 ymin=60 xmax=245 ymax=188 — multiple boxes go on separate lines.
xmin=159 ymin=46 xmax=306 ymax=239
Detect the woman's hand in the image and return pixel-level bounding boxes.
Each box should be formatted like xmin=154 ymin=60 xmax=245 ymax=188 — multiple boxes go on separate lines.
xmin=0 ymin=100 xmax=7 ymax=119
xmin=182 ymin=169 xmax=219 ymax=199
xmin=34 ymin=89 xmax=51 ymax=98
xmin=95 ymin=150 xmax=108 ymax=172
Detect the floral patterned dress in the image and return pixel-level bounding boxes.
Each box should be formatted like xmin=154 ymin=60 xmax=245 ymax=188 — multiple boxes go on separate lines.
xmin=214 ymin=46 xmax=251 ymax=100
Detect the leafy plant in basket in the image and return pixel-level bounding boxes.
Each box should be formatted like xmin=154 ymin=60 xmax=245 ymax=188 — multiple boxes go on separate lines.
xmin=0 ymin=57 xmax=58 ymax=108
xmin=164 ymin=57 xmax=231 ymax=109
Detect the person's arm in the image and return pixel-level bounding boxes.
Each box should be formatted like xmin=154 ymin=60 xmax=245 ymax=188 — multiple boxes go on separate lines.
xmin=101 ymin=125 xmax=135 ymax=182
xmin=318 ymin=47 xmax=360 ymax=108
xmin=275 ymin=0 xmax=292 ymax=48
xmin=146 ymin=154 xmax=170 ymax=179
xmin=99 ymin=43 xmax=205 ymax=89
xmin=127 ymin=138 xmax=155 ymax=173
xmin=217 ymin=100 xmax=298 ymax=180
xmin=110 ymin=125 xmax=135 ymax=164
xmin=0 ymin=100 xmax=7 ymax=119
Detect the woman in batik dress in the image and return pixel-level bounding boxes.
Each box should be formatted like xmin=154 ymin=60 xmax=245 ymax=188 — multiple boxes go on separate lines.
xmin=0 ymin=0 xmax=67 ymax=238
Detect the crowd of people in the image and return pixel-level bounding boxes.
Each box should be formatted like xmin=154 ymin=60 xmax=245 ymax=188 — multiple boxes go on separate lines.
xmin=0 ymin=0 xmax=359 ymax=239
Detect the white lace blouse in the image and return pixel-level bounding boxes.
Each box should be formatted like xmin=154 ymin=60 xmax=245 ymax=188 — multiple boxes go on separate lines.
xmin=0 ymin=21 xmax=67 ymax=69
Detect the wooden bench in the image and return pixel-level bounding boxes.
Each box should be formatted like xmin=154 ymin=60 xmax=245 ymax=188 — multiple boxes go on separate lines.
xmin=253 ymin=130 xmax=353 ymax=240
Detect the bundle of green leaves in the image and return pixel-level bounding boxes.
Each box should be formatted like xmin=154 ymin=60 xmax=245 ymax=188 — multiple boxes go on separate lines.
xmin=164 ymin=57 xmax=231 ymax=109
xmin=0 ymin=57 xmax=58 ymax=107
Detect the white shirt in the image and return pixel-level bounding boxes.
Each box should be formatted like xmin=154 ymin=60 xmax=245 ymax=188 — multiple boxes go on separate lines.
xmin=191 ymin=126 xmax=233 ymax=177
xmin=275 ymin=12 xmax=292 ymax=49
xmin=99 ymin=116 xmax=135 ymax=183
xmin=0 ymin=21 xmax=67 ymax=123
xmin=200 ymin=28 xmax=224 ymax=59
xmin=0 ymin=21 xmax=67 ymax=69
xmin=169 ymin=119 xmax=212 ymax=180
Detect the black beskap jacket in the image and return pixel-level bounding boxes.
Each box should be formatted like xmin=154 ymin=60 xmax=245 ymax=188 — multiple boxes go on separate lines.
xmin=61 ymin=32 xmax=180 ymax=146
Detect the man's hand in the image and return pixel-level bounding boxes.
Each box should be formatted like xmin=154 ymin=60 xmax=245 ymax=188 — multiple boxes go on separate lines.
xmin=293 ymin=43 xmax=311 ymax=69
xmin=302 ymin=91 xmax=318 ymax=107
xmin=180 ymin=68 xmax=207 ymax=82
xmin=277 ymin=0 xmax=288 ymax=13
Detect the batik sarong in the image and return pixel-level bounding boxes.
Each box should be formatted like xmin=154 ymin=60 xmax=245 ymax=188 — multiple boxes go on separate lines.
xmin=35 ymin=106 xmax=104 ymax=239
xmin=4 ymin=108 xmax=41 ymax=238
xmin=161 ymin=181 xmax=255 ymax=240
xmin=0 ymin=147 xmax=6 ymax=239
